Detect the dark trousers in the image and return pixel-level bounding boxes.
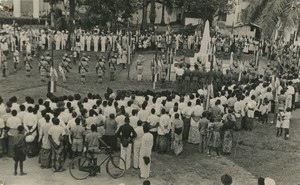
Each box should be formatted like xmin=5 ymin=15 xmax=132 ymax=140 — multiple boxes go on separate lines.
xmin=103 ymin=135 xmax=117 ymax=151
xmin=149 ymin=131 xmax=158 ymax=151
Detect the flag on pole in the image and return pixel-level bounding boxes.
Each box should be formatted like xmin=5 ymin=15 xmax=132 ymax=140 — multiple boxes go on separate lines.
xmin=205 ymin=83 xmax=214 ymax=110
xmin=238 ymin=60 xmax=244 ymax=82
xmin=48 ymin=66 xmax=58 ymax=93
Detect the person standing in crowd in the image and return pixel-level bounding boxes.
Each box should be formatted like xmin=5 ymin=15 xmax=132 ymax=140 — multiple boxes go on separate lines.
xmin=48 ymin=117 xmax=66 ymax=172
xmin=207 ymin=118 xmax=222 ymax=157
xmin=139 ymin=124 xmax=153 ymax=179
xmin=276 ymin=108 xmax=284 ymax=137
xmin=282 ymin=107 xmax=291 ymax=140
xmin=171 ymin=113 xmax=183 ymax=156
xmin=39 ymin=114 xmax=52 ymax=169
xmin=13 ymin=126 xmax=27 ymax=176
xmin=221 ymin=109 xmax=238 ymax=155
xmin=198 ymin=112 xmax=209 ymax=153
xmin=0 ymin=115 xmax=5 ymax=157
xmin=104 ymin=113 xmax=118 ymax=151
xmin=156 ymin=109 xmax=169 ymax=153
xmin=70 ymin=117 xmax=85 ymax=158
xmin=245 ymin=95 xmax=256 ymax=131
xmin=116 ymin=117 xmax=137 ymax=170
xmin=133 ymin=120 xmax=144 ymax=169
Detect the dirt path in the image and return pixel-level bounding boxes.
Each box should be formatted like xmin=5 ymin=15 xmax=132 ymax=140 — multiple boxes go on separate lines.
xmin=0 ymin=146 xmax=257 ymax=185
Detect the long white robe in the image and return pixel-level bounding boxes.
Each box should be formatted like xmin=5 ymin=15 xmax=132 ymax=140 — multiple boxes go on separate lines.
xmin=100 ymin=36 xmax=106 ymax=52
xmin=54 ymin=34 xmax=61 ymax=50
xmin=86 ymin=35 xmax=92 ymax=51
xmin=80 ymin=35 xmax=86 ymax=51
xmin=93 ymin=35 xmax=99 ymax=52
xmin=139 ymin=132 xmax=153 ymax=178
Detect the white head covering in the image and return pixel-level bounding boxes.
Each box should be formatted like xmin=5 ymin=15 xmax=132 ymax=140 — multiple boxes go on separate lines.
xmin=264 ymin=177 xmax=276 ymax=185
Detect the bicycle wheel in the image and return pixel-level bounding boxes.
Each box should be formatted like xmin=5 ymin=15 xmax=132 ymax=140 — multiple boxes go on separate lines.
xmin=69 ymin=156 xmax=92 ymax=180
xmin=106 ymin=155 xmax=126 ymax=178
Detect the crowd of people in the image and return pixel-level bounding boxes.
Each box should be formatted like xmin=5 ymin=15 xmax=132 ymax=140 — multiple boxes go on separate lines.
xmin=0 ymin=22 xmax=298 ymax=184
xmin=0 ymin=55 xmax=298 ymax=179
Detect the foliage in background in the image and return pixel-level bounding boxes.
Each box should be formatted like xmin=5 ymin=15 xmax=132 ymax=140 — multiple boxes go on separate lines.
xmin=257 ymin=0 xmax=298 ymax=39
xmin=185 ymin=0 xmax=235 ymax=24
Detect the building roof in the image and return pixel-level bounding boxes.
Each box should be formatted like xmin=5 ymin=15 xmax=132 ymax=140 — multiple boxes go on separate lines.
xmin=234 ymin=22 xmax=261 ymax=29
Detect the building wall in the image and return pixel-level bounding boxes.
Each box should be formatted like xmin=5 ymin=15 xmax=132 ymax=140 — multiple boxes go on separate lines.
xmin=4 ymin=0 xmax=50 ymax=17
xmin=131 ymin=2 xmax=182 ymax=24
xmin=226 ymin=0 xmax=249 ymax=26
xmin=233 ymin=25 xmax=256 ymax=38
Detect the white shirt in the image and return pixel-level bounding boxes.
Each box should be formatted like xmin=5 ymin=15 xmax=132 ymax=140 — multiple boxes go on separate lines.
xmin=23 ymin=113 xmax=38 ymax=132
xmin=48 ymin=125 xmax=66 ymax=145
xmin=134 ymin=126 xmax=144 ymax=145
xmin=104 ymin=106 xmax=116 ymax=118
xmin=189 ymin=105 xmax=204 ymax=117
xmin=158 ymin=114 xmax=171 ymax=135
xmin=138 ymin=110 xmax=150 ymax=122
xmin=129 ymin=115 xmax=139 ymax=128
xmin=147 ymin=114 xmax=160 ymax=132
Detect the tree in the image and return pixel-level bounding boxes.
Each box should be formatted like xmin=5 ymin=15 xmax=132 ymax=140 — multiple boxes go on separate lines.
xmin=84 ymin=0 xmax=138 ymax=28
xmin=184 ymin=0 xmax=234 ymax=24
xmin=244 ymin=0 xmax=299 ymax=39
xmin=149 ymin=0 xmax=156 ymax=26
xmin=160 ymin=0 xmax=173 ymax=25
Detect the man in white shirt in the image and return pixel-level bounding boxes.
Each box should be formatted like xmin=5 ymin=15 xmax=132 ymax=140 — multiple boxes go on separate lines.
xmin=23 ymin=107 xmax=38 ymax=138
xmin=6 ymin=110 xmax=22 ymax=136
xmin=129 ymin=109 xmax=139 ymax=129
xmin=133 ymin=120 xmax=144 ymax=169
xmin=104 ymin=101 xmax=116 ymax=118
xmin=48 ymin=117 xmax=66 ymax=172
xmin=181 ymin=101 xmax=192 ymax=140
xmin=16 ymin=105 xmax=27 ymax=123
xmin=138 ymin=103 xmax=150 ymax=122
xmin=147 ymin=108 xmax=160 ymax=151
xmin=157 ymin=109 xmax=170 ymax=153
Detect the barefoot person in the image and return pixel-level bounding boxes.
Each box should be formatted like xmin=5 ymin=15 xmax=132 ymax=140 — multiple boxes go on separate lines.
xmin=13 ymin=125 xmax=27 ymax=176
xmin=48 ymin=117 xmax=66 ymax=172
xmin=139 ymin=124 xmax=153 ymax=179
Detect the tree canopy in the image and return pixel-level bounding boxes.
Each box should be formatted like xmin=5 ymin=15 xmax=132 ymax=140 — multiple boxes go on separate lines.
xmin=82 ymin=0 xmax=138 ymax=27
xmin=185 ymin=0 xmax=235 ymax=24
xmin=242 ymin=0 xmax=300 ymax=39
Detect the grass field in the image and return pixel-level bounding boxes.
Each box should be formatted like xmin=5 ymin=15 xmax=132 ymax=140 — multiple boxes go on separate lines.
xmin=0 ymin=50 xmax=299 ymax=185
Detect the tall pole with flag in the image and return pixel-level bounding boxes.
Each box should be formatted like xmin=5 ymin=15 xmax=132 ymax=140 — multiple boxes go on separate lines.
xmin=48 ymin=37 xmax=58 ymax=93
xmin=206 ymin=36 xmax=215 ymax=110
xmin=127 ymin=21 xmax=131 ymax=80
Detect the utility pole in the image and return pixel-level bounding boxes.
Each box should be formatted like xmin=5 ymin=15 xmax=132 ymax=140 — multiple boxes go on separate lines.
xmin=153 ymin=26 xmax=158 ymax=90
xmin=127 ymin=21 xmax=131 ymax=80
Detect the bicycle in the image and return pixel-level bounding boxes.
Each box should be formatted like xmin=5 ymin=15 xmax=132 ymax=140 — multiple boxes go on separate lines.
xmin=69 ymin=146 xmax=126 ymax=180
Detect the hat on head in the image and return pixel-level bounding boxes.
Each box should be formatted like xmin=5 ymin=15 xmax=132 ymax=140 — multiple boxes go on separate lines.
xmin=221 ymin=174 xmax=233 ymax=185
xmin=264 ymin=177 xmax=276 ymax=185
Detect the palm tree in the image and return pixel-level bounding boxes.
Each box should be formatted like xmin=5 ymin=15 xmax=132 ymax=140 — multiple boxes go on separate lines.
xmin=245 ymin=0 xmax=299 ymax=39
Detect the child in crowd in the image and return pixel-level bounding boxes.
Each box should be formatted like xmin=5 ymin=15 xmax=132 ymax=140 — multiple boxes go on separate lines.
xmin=276 ymin=108 xmax=284 ymax=137
xmin=13 ymin=125 xmax=27 ymax=176
xmin=207 ymin=118 xmax=221 ymax=158
xmin=282 ymin=107 xmax=292 ymax=140
xmin=259 ymin=98 xmax=269 ymax=124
